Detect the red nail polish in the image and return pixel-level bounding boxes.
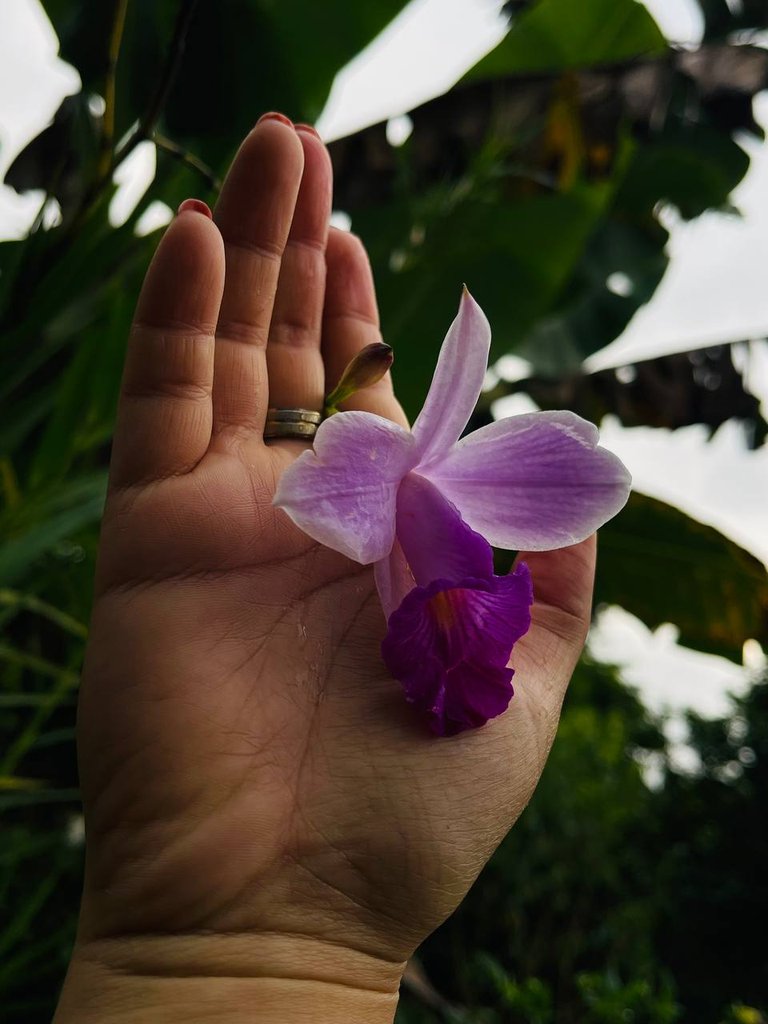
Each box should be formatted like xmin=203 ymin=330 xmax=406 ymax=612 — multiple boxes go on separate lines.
xmin=295 ymin=123 xmax=320 ymax=139
xmin=177 ymin=198 xmax=212 ymax=219
xmin=257 ymin=111 xmax=293 ymax=127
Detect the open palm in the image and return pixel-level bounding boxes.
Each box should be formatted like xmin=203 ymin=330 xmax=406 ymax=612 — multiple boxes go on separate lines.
xmin=74 ymin=117 xmax=595 ymax=984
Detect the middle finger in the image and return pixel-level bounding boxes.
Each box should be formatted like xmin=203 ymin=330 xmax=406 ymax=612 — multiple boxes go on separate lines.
xmin=266 ymin=124 xmax=333 ymax=415
xmin=212 ymin=114 xmax=305 ymax=444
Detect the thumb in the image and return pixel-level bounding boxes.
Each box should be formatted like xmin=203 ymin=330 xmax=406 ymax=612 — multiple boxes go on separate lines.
xmin=512 ymin=535 xmax=596 ymax=710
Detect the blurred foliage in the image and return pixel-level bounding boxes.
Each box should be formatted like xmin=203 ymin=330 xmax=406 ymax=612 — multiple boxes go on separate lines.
xmin=396 ymin=666 xmax=768 ymax=1024
xmin=496 ymin=491 xmax=768 ymax=663
xmin=1 ymin=0 xmax=767 ymax=1019
xmin=470 ymin=0 xmax=665 ymax=76
xmin=500 ymin=342 xmax=768 ymax=449
xmin=699 ymin=0 xmax=768 ymax=41
xmin=596 ymin=493 xmax=768 ymax=662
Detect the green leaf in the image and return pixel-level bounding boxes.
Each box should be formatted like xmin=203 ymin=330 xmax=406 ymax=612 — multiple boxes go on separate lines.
xmin=358 ymin=180 xmax=617 ymax=419
xmin=0 ymin=239 xmax=33 ymax=318
xmin=596 ymin=492 xmax=768 ymax=662
xmin=0 ymin=788 xmax=80 ymax=811
xmin=0 ymin=474 xmax=107 ymax=585
xmin=465 ymin=0 xmax=666 ymax=81
xmin=162 ymin=0 xmax=413 ymax=168
xmin=698 ymin=0 xmax=768 ymax=39
xmin=38 ymin=0 xmax=413 ymax=175
xmin=3 ymin=93 xmax=101 ymax=218
xmin=36 ymin=2 xmax=117 ymax=94
xmin=0 ymin=387 xmax=54 ymax=459
xmin=617 ymin=123 xmax=751 ymax=221
xmin=0 ymin=590 xmax=87 ymax=639
xmin=29 ymin=287 xmax=129 ymax=487
xmin=0 ymin=190 xmax=147 ymax=392
xmin=512 ymin=217 xmax=669 ymax=377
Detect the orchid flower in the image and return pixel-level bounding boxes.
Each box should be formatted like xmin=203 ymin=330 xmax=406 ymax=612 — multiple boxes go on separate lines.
xmin=274 ymin=289 xmax=631 ymax=735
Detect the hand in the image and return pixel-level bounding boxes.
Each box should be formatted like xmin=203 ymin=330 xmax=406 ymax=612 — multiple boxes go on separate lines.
xmin=55 ymin=114 xmax=596 ymax=1024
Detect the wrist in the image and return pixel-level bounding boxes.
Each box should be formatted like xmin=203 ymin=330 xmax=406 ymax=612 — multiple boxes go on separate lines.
xmin=55 ymin=932 xmax=405 ymax=1024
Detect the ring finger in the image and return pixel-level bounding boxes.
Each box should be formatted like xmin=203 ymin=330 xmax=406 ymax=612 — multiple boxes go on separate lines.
xmin=266 ymin=125 xmax=333 ymax=424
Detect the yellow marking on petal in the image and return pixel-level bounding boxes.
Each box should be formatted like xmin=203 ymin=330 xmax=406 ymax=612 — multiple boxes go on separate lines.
xmin=429 ymin=589 xmax=459 ymax=632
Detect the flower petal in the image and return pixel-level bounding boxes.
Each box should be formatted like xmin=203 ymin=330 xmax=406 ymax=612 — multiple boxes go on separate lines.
xmin=396 ymin=472 xmax=494 ymax=587
xmin=421 ymin=411 xmax=632 ymax=550
xmin=274 ymin=411 xmax=417 ymax=563
xmin=437 ymin=662 xmax=517 ymax=737
xmin=381 ymin=564 xmax=533 ymax=736
xmin=412 ymin=288 xmax=491 ymax=464
xmin=374 ymin=540 xmax=414 ymax=621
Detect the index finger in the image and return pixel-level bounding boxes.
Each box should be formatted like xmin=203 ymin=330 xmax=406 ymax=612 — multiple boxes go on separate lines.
xmin=110 ymin=204 xmax=225 ymax=490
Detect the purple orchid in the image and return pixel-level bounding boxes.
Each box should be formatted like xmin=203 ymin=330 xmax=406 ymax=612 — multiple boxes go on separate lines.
xmin=379 ymin=472 xmax=534 ymax=736
xmin=274 ymin=289 xmax=631 ymax=736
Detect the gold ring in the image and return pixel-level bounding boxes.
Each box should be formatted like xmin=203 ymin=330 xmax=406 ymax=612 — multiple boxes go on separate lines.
xmin=264 ymin=408 xmax=322 ymax=441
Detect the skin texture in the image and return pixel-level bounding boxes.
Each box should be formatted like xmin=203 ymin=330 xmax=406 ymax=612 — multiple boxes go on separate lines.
xmin=54 ymin=115 xmax=596 ymax=1024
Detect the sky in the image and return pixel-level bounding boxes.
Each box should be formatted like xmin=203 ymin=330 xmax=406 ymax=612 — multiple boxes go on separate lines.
xmin=0 ymin=0 xmax=765 ymax=724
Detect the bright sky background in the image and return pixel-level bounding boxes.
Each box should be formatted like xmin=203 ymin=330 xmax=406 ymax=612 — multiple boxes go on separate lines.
xmin=0 ymin=0 xmax=765 ymax=725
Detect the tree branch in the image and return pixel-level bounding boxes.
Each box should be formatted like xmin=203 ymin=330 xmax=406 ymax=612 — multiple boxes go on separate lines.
xmin=98 ymin=0 xmax=130 ymax=179
xmin=153 ymin=132 xmax=222 ymax=192
xmin=114 ymin=0 xmax=200 ymax=167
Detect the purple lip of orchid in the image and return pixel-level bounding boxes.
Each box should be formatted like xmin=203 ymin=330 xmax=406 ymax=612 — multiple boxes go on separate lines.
xmin=274 ymin=288 xmax=632 ymax=736
xmin=379 ymin=473 xmax=534 ymax=735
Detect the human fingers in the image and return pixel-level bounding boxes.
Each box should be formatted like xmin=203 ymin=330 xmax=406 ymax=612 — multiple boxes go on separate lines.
xmin=109 ymin=203 xmax=225 ymax=490
xmin=265 ymin=125 xmax=332 ymax=419
xmin=211 ymin=114 xmax=305 ymax=443
xmin=322 ymin=228 xmax=408 ymax=427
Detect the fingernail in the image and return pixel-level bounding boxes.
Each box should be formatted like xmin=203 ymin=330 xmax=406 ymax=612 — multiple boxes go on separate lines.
xmin=257 ymin=111 xmax=293 ymax=127
xmin=177 ymin=198 xmax=212 ymax=219
xmin=295 ymin=123 xmax=320 ymax=139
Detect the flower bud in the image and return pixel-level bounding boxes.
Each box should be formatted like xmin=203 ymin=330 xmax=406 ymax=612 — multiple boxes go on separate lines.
xmin=324 ymin=342 xmax=394 ymax=414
